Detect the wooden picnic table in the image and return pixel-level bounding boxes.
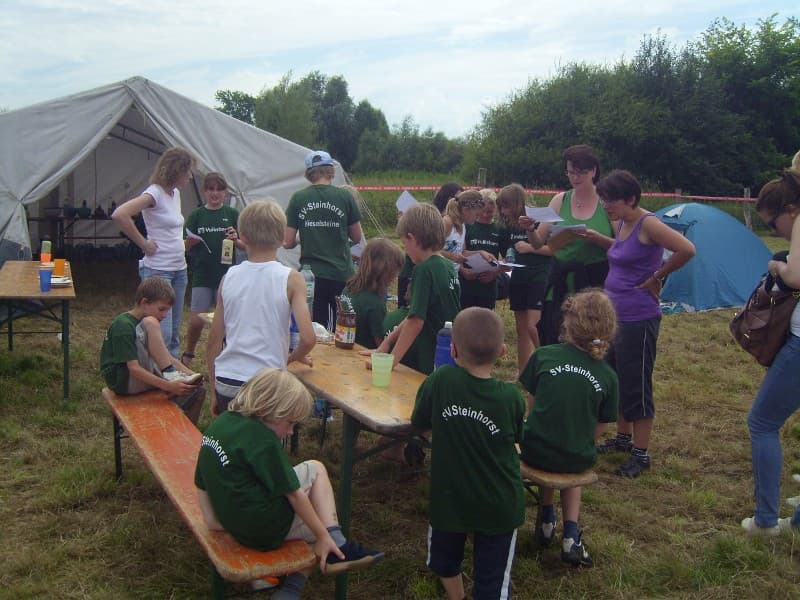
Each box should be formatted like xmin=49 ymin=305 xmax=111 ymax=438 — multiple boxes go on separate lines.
xmin=0 ymin=260 xmax=75 ymax=402
xmin=289 ymin=342 xmax=426 ymax=600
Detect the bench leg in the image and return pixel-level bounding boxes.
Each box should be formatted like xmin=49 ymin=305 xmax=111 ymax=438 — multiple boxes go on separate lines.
xmin=212 ymin=564 xmax=226 ymax=600
xmin=113 ymin=415 xmax=123 ymax=480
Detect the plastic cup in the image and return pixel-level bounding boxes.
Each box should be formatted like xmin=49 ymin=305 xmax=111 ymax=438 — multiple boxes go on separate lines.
xmin=39 ymin=268 xmax=53 ymax=292
xmin=54 ymin=258 xmax=66 ymax=277
xmin=371 ymin=353 xmax=394 ymax=387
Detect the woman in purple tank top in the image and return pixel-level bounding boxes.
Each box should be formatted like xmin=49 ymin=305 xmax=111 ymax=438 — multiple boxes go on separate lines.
xmin=582 ymin=170 xmax=696 ymax=478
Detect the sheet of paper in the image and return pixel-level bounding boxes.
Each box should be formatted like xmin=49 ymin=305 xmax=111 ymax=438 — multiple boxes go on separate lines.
xmin=525 ymin=206 xmax=563 ymax=223
xmin=350 ymin=239 xmax=365 ymax=258
xmin=186 ymin=228 xmax=211 ymax=253
xmin=497 ymin=260 xmax=525 ymax=268
xmin=463 ymin=253 xmax=498 ymax=274
xmin=395 ymin=190 xmax=418 ymax=213
xmin=548 ymin=223 xmax=587 ymax=236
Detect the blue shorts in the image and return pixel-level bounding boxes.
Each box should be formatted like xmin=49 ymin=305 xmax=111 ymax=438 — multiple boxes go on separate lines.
xmin=190 ymin=286 xmax=218 ymax=312
xmin=426 ymin=525 xmax=517 ymax=599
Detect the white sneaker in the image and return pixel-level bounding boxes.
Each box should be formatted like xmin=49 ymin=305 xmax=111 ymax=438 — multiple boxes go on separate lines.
xmin=740 ymin=516 xmax=792 ymax=535
xmin=793 ymin=474 xmax=800 ymax=484
xmin=162 ymin=370 xmax=203 ymax=385
xmin=787 ymin=495 xmax=800 ymax=508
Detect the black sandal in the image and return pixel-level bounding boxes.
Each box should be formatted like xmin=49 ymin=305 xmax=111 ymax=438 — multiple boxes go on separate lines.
xmin=180 ymin=352 xmax=195 ymax=367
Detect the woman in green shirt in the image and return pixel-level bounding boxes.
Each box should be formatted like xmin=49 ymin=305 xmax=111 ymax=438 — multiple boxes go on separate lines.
xmin=521 ymin=145 xmax=613 ymax=346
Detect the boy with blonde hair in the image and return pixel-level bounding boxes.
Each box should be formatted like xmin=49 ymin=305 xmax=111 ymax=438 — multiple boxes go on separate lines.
xmin=411 ymin=307 xmax=526 ymax=599
xmin=195 ymin=368 xmax=384 ymax=598
xmin=365 ymin=203 xmax=461 ymax=374
xmin=208 ymin=200 xmax=315 ymax=414
xmin=100 ymin=276 xmax=204 ymax=423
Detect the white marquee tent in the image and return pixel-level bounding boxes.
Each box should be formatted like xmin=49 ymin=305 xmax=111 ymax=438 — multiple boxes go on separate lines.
xmin=0 ymin=76 xmax=347 ymax=263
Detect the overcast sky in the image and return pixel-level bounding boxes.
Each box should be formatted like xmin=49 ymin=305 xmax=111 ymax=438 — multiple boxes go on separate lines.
xmin=0 ymin=1 xmax=795 ymax=138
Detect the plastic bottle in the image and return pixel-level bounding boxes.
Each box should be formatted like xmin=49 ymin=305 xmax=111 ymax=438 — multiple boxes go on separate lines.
xmin=434 ymin=321 xmax=455 ymax=369
xmin=301 ymin=265 xmax=315 ymax=318
xmin=505 ymin=246 xmax=516 ymax=264
xmin=289 ymin=313 xmax=299 ymax=352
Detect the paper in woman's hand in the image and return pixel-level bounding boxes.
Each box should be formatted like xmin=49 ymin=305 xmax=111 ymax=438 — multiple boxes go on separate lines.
xmin=525 ymin=206 xmax=563 ymax=223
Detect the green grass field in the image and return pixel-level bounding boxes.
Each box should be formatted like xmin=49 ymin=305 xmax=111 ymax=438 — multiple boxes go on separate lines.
xmin=1 ymin=202 xmax=798 ymax=599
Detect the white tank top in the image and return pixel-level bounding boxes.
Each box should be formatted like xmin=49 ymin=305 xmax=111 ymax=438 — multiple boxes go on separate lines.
xmin=214 ymin=260 xmax=291 ymax=381
xmin=141 ymin=184 xmax=186 ymax=271
xmin=443 ymin=224 xmax=465 ymax=269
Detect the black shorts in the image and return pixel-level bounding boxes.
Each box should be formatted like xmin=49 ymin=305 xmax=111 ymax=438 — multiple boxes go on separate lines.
xmin=508 ymin=280 xmax=545 ymax=312
xmin=606 ymin=317 xmax=660 ymax=421
xmin=427 ymin=525 xmax=517 ymax=599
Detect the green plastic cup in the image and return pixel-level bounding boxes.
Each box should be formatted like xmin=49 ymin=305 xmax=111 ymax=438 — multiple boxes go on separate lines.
xmin=371 ymin=353 xmax=393 ymax=387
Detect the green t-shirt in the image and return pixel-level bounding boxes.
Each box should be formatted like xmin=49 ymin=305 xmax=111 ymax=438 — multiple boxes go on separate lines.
xmin=194 ymin=411 xmax=300 ymax=551
xmin=285 ymin=185 xmax=362 ymax=281
xmin=553 ymin=190 xmax=612 ymax=265
xmin=498 ymin=225 xmax=551 ymax=284
xmin=406 ymin=255 xmax=461 ymax=374
xmin=347 ymin=287 xmax=386 ymax=349
xmin=412 ymin=365 xmax=526 ymax=534
xmin=99 ymin=311 xmax=140 ymax=393
xmin=518 ymin=343 xmax=619 ymax=473
xmin=461 ymin=221 xmax=501 ymax=299
xmin=185 ymin=205 xmax=240 ymax=288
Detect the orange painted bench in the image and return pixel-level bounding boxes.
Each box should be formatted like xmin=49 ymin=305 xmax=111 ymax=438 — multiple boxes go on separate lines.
xmin=103 ymin=388 xmax=316 ymax=598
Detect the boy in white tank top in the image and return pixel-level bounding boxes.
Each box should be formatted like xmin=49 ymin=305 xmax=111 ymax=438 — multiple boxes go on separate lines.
xmin=207 ymin=200 xmax=316 ymax=414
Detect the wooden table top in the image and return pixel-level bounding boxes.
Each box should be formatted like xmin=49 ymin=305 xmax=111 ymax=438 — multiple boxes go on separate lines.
xmin=0 ymin=260 xmax=76 ymax=300
xmin=289 ymin=342 xmax=426 ymax=433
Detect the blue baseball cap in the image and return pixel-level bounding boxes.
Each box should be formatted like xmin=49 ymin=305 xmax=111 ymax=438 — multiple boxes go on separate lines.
xmin=304 ymin=150 xmax=335 ymax=170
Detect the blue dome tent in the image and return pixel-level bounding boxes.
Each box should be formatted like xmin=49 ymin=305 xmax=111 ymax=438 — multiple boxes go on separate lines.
xmin=655 ymin=203 xmax=772 ymax=311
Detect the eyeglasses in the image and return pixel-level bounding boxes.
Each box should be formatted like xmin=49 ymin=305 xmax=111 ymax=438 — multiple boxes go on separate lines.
xmin=566 ymin=168 xmax=591 ymax=178
xmin=600 ymin=197 xmax=624 ymax=205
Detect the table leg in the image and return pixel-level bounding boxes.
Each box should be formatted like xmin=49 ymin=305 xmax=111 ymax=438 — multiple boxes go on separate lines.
xmin=62 ymin=300 xmax=70 ymax=403
xmin=7 ymin=301 xmax=13 ymax=351
xmin=335 ymin=412 xmax=360 ymax=600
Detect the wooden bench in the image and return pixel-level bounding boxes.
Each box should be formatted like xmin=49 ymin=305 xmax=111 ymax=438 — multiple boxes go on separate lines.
xmin=103 ymin=388 xmax=316 ymax=598
xmin=519 ymin=458 xmax=598 ymax=543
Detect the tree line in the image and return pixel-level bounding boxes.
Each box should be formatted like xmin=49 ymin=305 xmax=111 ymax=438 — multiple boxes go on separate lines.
xmin=215 ymin=15 xmax=799 ymax=195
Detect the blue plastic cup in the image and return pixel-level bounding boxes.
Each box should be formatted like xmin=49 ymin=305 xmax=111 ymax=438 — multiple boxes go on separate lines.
xmin=39 ymin=268 xmax=53 ymax=292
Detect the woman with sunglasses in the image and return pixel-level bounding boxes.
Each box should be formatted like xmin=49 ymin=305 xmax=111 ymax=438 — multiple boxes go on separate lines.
xmin=520 ymin=144 xmax=613 ymax=346
xmin=181 ymin=172 xmax=245 ymax=367
xmin=741 ymin=170 xmax=800 ymax=534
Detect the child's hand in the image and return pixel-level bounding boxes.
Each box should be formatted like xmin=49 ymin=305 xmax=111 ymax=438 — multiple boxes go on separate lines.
xmin=165 ymin=380 xmax=199 ymax=397
xmin=518 ymin=215 xmax=537 ymax=231
xmin=315 ymin=534 xmax=344 ymax=574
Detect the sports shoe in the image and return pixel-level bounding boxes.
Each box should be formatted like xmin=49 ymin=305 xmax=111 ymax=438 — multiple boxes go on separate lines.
xmin=787 ymin=495 xmax=800 ymax=508
xmin=614 ymin=455 xmax=650 ymax=478
xmin=163 ymin=370 xmax=203 ymax=385
xmin=536 ymin=518 xmax=556 ymax=547
xmin=249 ymin=576 xmax=280 ymax=590
xmin=561 ymin=536 xmax=593 ymax=567
xmin=596 ymin=437 xmax=632 ymax=454
xmin=741 ymin=516 xmax=792 ymax=536
xmin=325 ymin=540 xmax=385 ymax=575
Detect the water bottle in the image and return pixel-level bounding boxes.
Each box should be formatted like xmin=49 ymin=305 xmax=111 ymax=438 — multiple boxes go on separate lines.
xmin=289 ymin=313 xmax=299 ymax=352
xmin=434 ymin=321 xmax=455 ymax=369
xmin=301 ymin=265 xmax=315 ymax=318
xmin=505 ymin=246 xmax=516 ymax=264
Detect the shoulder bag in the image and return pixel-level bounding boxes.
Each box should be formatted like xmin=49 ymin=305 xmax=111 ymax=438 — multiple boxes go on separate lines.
xmin=730 ymin=273 xmax=800 ymax=367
